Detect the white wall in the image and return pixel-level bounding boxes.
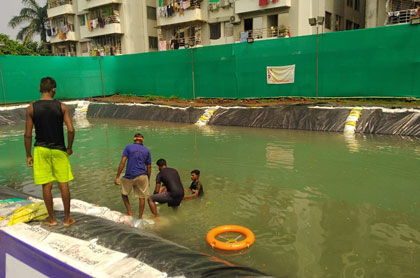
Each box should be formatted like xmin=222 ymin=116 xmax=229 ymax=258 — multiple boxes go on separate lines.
xmin=365 ymin=0 xmax=387 ymax=28
xmin=120 ymin=0 xmax=145 ymax=54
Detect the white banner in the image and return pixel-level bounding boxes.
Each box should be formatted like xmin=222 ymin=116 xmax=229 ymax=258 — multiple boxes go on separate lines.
xmin=267 ymin=65 xmax=295 ymax=84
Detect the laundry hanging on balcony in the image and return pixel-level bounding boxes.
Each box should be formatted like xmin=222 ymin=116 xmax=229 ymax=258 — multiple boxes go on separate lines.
xmin=158 ymin=0 xmax=202 ymax=17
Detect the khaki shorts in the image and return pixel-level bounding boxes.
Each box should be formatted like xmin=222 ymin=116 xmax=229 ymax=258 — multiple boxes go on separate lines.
xmin=120 ymin=175 xmax=149 ymax=198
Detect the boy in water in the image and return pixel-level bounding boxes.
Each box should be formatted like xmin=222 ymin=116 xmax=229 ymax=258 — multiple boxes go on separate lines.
xmin=183 ymin=169 xmax=203 ymax=200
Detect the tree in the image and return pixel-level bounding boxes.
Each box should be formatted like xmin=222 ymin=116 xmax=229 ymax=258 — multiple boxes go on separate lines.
xmin=0 ymin=34 xmax=51 ymax=56
xmin=8 ymin=0 xmax=48 ymax=43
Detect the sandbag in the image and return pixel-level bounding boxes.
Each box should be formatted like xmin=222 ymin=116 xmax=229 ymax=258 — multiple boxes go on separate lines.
xmin=8 ymin=202 xmax=49 ymax=226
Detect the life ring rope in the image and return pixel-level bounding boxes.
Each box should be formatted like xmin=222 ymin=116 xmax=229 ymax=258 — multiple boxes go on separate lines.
xmin=206 ymin=225 xmax=255 ymax=251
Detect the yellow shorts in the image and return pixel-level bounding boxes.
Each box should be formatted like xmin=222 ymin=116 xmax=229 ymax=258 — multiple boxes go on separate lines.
xmin=33 ymin=146 xmax=73 ymax=185
xmin=120 ymin=175 xmax=149 ymax=198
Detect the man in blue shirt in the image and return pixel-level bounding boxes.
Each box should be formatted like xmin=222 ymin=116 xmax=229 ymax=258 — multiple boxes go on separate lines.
xmin=115 ymin=133 xmax=155 ymax=219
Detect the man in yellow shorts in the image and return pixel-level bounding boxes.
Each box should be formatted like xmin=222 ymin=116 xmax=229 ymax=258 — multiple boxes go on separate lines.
xmin=24 ymin=77 xmax=76 ymax=226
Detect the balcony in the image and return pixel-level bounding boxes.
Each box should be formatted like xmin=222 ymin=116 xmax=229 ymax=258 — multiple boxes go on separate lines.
xmin=235 ymin=26 xmax=289 ymax=42
xmin=80 ymin=22 xmax=122 ymax=38
xmin=50 ymin=31 xmax=77 ymax=43
xmin=386 ymin=9 xmax=419 ymax=25
xmin=47 ymin=2 xmax=75 ymax=18
xmin=85 ymin=0 xmax=122 ymax=10
xmin=235 ymin=0 xmax=291 ymax=14
xmin=157 ymin=8 xmax=207 ymax=27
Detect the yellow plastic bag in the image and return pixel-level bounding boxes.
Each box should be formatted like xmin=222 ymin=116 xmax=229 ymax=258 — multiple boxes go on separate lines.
xmin=8 ymin=202 xmax=49 ymax=226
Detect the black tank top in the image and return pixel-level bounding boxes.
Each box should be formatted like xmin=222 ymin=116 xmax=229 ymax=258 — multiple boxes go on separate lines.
xmin=33 ymin=100 xmax=66 ymax=151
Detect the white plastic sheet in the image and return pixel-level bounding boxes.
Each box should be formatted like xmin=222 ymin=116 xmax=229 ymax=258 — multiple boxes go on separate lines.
xmin=1 ymin=223 xmax=167 ymax=278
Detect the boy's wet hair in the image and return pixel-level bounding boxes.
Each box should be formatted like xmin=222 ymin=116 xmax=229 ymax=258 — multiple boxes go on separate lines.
xmin=156 ymin=158 xmax=167 ymax=167
xmin=191 ymin=169 xmax=200 ymax=177
xmin=40 ymin=77 xmax=56 ymax=92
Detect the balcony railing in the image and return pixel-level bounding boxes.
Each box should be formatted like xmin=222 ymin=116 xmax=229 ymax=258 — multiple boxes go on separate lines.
xmin=157 ymin=8 xmax=206 ymax=26
xmin=85 ymin=0 xmax=122 ymax=10
xmin=158 ymin=35 xmax=202 ymax=50
xmin=47 ymin=1 xmax=75 ymax=18
xmin=235 ymin=0 xmax=291 ymax=14
xmin=236 ymin=26 xmax=290 ymax=42
xmin=80 ymin=16 xmax=122 ymax=38
xmin=48 ymin=0 xmax=72 ymax=9
xmin=387 ymin=8 xmax=420 ymax=24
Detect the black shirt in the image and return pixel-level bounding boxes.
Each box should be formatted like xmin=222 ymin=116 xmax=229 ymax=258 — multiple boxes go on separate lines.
xmin=189 ymin=181 xmax=203 ymax=196
xmin=156 ymin=168 xmax=184 ymax=198
xmin=33 ymin=100 xmax=66 ymax=151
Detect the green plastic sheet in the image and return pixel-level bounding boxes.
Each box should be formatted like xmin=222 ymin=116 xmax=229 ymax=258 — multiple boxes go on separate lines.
xmin=1 ymin=24 xmax=419 ymax=104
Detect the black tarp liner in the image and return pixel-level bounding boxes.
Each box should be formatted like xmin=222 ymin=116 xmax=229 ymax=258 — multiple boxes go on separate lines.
xmin=2 ymin=102 xmax=419 ymax=136
xmin=0 ymin=187 xmax=274 ymax=278
xmin=208 ymin=105 xmax=420 ymax=136
xmin=0 ymin=105 xmax=76 ymax=126
xmin=87 ymin=103 xmax=204 ymax=124
xmin=209 ymin=105 xmax=349 ymax=132
xmin=356 ymin=109 xmax=420 ymax=136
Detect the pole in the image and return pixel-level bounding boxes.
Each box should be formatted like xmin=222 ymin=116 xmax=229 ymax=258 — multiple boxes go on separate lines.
xmin=98 ymin=56 xmax=105 ymax=97
xmin=191 ymin=48 xmax=196 ymax=100
xmin=0 ymin=62 xmax=6 ymax=105
xmin=316 ymin=25 xmax=319 ymax=100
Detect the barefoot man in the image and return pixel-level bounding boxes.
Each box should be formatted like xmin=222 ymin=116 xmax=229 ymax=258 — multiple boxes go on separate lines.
xmin=115 ymin=133 xmax=156 ymax=219
xmin=24 ymin=77 xmax=76 ymax=226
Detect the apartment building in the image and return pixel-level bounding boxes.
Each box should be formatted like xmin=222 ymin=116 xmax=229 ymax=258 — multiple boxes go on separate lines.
xmin=155 ymin=0 xmax=367 ymax=50
xmin=48 ymin=0 xmax=403 ymax=56
xmin=47 ymin=0 xmax=158 ymax=56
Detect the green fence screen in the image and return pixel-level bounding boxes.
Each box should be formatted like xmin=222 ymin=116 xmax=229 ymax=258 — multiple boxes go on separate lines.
xmin=0 ymin=56 xmax=104 ymax=103
xmin=1 ymin=24 xmax=419 ymax=104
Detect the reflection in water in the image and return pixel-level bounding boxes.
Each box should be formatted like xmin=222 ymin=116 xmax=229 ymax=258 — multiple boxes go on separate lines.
xmin=0 ymin=119 xmax=420 ymax=278
xmin=265 ymin=143 xmax=294 ymax=170
xmin=344 ymin=133 xmax=360 ymax=153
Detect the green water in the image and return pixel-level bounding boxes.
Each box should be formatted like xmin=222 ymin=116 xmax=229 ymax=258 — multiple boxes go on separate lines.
xmin=1 ymin=118 xmax=420 ymax=277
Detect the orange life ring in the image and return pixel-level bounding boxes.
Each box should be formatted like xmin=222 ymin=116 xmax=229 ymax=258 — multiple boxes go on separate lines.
xmin=206 ymin=225 xmax=255 ymax=251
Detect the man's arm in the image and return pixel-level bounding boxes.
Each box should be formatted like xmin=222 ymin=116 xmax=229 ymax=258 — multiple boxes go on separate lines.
xmin=147 ymin=164 xmax=151 ymax=180
xmin=24 ymin=104 xmax=34 ymax=167
xmin=62 ymin=103 xmax=75 ymax=155
xmin=115 ymin=156 xmax=127 ymax=185
xmin=183 ymin=189 xmax=199 ymax=200
xmin=154 ymin=183 xmax=161 ymax=194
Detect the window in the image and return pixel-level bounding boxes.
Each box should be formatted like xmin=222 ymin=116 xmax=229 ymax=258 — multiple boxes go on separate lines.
xmin=225 ymin=22 xmax=234 ymax=37
xmin=335 ymin=15 xmax=343 ymax=31
xmin=244 ymin=18 xmax=253 ymax=31
xmin=325 ymin=11 xmax=331 ymax=29
xmin=149 ymin=36 xmax=158 ymax=49
xmin=147 ymin=6 xmax=157 ymax=20
xmin=355 ymin=0 xmax=360 ymax=11
xmin=346 ymin=20 xmax=353 ymax=30
xmin=353 ymin=23 xmax=360 ymax=29
xmin=347 ymin=0 xmax=353 ymax=8
xmin=210 ymin=23 xmax=221 ymax=40
xmin=81 ymin=42 xmax=89 ymax=53
xmin=78 ymin=15 xmax=85 ymax=26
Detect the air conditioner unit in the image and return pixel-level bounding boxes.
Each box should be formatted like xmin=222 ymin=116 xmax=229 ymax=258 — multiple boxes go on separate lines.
xmin=222 ymin=0 xmax=231 ymax=8
xmin=230 ymin=15 xmax=240 ymax=24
